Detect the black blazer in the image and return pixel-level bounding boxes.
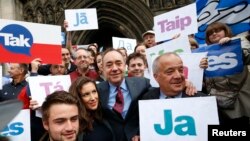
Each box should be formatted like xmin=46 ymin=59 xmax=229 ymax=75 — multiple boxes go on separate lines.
xmin=142 ymin=87 xmax=207 ymax=100
xmin=97 ymin=77 xmax=151 ymax=141
xmin=37 ymin=63 xmax=77 ymax=75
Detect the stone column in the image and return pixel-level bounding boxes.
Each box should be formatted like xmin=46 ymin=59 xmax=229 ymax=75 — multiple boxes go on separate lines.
xmin=0 ymin=0 xmax=24 ymax=75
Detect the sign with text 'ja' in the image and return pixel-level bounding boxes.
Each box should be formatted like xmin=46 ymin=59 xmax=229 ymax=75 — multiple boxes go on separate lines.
xmin=65 ymin=8 xmax=98 ymax=31
xmin=112 ymin=37 xmax=136 ymax=55
xmin=139 ymin=97 xmax=219 ymax=141
xmin=154 ymin=3 xmax=198 ymax=42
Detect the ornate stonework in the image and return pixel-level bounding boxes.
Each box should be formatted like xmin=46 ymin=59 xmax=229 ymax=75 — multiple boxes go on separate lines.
xmin=21 ymin=0 xmax=194 ymax=48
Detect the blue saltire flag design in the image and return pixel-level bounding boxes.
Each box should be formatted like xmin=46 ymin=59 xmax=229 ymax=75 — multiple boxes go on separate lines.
xmin=195 ymin=0 xmax=250 ymax=45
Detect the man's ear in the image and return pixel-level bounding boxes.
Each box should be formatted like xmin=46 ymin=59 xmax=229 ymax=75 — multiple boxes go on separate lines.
xmin=49 ymin=67 xmax=53 ymax=73
xmin=19 ymin=68 xmax=24 ymax=74
xmin=153 ymin=73 xmax=158 ymax=80
xmin=42 ymin=120 xmax=49 ymax=131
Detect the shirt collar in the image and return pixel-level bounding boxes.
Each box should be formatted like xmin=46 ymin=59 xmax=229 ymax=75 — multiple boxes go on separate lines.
xmin=159 ymin=90 xmax=182 ymax=99
xmin=108 ymin=79 xmax=127 ymax=93
xmin=11 ymin=79 xmax=27 ymax=86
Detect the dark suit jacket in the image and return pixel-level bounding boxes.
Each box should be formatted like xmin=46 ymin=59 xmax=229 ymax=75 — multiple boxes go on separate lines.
xmin=142 ymin=87 xmax=207 ymax=100
xmin=37 ymin=63 xmax=77 ymax=75
xmin=97 ymin=77 xmax=151 ymax=141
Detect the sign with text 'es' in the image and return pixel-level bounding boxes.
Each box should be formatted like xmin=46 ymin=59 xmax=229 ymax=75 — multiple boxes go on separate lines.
xmin=0 ymin=109 xmax=31 ymax=141
xmin=154 ymin=3 xmax=198 ymax=42
xmin=192 ymin=38 xmax=243 ymax=77
xmin=139 ymin=97 xmax=219 ymax=141
xmin=29 ymin=75 xmax=71 ymax=106
xmin=65 ymin=8 xmax=98 ymax=31
xmin=0 ymin=19 xmax=62 ymax=64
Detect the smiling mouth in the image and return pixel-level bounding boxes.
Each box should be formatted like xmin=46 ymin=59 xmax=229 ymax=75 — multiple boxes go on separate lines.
xmin=63 ymin=132 xmax=75 ymax=138
xmin=89 ymin=101 xmax=97 ymax=106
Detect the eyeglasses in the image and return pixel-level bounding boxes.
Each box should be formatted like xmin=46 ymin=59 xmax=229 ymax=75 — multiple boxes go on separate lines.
xmin=76 ymin=55 xmax=89 ymax=60
xmin=207 ymin=28 xmax=223 ymax=36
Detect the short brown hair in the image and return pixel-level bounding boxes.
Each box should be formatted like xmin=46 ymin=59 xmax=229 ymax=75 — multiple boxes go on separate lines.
xmin=41 ymin=91 xmax=79 ymax=121
xmin=126 ymin=52 xmax=147 ymax=66
xmin=205 ymin=22 xmax=233 ymax=45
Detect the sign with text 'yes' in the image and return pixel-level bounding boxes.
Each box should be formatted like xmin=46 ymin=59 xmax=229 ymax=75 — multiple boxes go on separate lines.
xmin=192 ymin=38 xmax=243 ymax=77
xmin=154 ymin=3 xmax=198 ymax=42
xmin=65 ymin=8 xmax=98 ymax=31
xmin=0 ymin=19 xmax=62 ymax=64
xmin=112 ymin=37 xmax=137 ymax=56
xmin=0 ymin=109 xmax=31 ymax=141
xmin=139 ymin=97 xmax=219 ymax=141
xmin=29 ymin=75 xmax=71 ymax=106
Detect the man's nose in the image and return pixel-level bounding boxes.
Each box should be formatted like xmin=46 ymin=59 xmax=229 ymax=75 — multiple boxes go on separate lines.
xmin=65 ymin=120 xmax=74 ymax=130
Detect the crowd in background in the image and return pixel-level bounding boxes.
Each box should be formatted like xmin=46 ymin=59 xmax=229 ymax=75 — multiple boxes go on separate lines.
xmin=0 ymin=21 xmax=250 ymax=141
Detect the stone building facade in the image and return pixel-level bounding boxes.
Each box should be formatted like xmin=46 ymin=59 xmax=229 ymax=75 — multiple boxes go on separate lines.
xmin=19 ymin=0 xmax=194 ymax=47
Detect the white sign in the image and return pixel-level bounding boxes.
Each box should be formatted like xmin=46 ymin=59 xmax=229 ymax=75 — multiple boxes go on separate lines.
xmin=0 ymin=109 xmax=31 ymax=141
xmin=146 ymin=36 xmax=193 ymax=88
xmin=146 ymin=36 xmax=191 ymax=72
xmin=29 ymin=75 xmax=71 ymax=106
xmin=139 ymin=97 xmax=219 ymax=141
xmin=179 ymin=53 xmax=207 ymax=91
xmin=154 ymin=3 xmax=198 ymax=42
xmin=112 ymin=37 xmax=137 ymax=55
xmin=0 ymin=66 xmax=2 ymax=90
xmin=65 ymin=8 xmax=98 ymax=31
xmin=77 ymin=44 xmax=89 ymax=49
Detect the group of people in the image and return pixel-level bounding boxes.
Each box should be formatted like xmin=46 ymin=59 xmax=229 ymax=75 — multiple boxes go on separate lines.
xmin=1 ymin=21 xmax=250 ymax=141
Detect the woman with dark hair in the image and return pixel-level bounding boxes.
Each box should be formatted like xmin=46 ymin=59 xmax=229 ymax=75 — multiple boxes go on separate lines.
xmin=204 ymin=22 xmax=250 ymax=126
xmin=134 ymin=43 xmax=147 ymax=57
xmin=94 ymin=52 xmax=105 ymax=82
xmin=69 ymin=76 xmax=115 ymax=141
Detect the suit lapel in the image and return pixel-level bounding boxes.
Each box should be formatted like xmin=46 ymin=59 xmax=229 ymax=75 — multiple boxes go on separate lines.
xmin=99 ymin=81 xmax=110 ymax=109
xmin=124 ymin=78 xmax=138 ymax=120
xmin=150 ymin=88 xmax=161 ymax=99
xmin=125 ymin=77 xmax=139 ymax=101
xmin=99 ymin=81 xmax=124 ymax=121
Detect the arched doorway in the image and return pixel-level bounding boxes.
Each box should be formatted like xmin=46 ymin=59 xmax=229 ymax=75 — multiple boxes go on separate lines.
xmin=57 ymin=0 xmax=154 ymax=50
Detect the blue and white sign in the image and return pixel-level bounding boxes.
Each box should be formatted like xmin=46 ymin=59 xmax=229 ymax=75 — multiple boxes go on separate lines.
xmin=65 ymin=8 xmax=98 ymax=31
xmin=139 ymin=97 xmax=219 ymax=141
xmin=195 ymin=0 xmax=250 ymax=44
xmin=193 ymin=39 xmax=243 ymax=77
xmin=0 ymin=109 xmax=31 ymax=141
xmin=61 ymin=32 xmax=65 ymax=45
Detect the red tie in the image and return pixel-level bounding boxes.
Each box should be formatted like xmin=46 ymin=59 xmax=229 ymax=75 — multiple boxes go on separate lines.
xmin=113 ymin=87 xmax=124 ymax=115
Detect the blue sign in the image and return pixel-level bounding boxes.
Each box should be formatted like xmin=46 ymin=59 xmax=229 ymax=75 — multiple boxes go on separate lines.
xmin=0 ymin=24 xmax=33 ymax=56
xmin=195 ymin=0 xmax=250 ymax=44
xmin=61 ymin=32 xmax=65 ymax=45
xmin=193 ymin=39 xmax=243 ymax=77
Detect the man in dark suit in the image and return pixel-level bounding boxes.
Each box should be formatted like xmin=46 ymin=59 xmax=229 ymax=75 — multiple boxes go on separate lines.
xmin=142 ymin=52 xmax=206 ymax=100
xmin=97 ymin=49 xmax=151 ymax=141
